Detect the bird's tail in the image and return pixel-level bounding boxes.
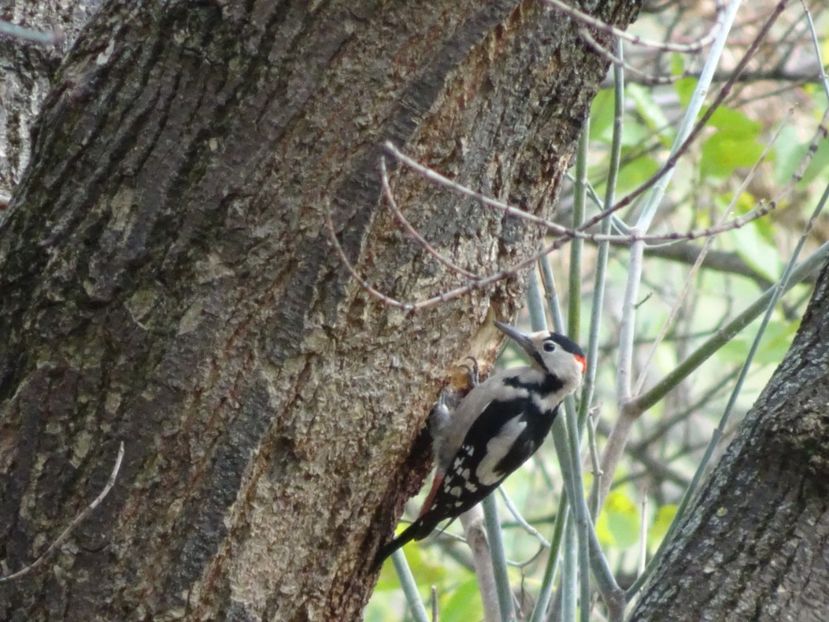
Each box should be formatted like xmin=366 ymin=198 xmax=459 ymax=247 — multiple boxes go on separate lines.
xmin=372 ymin=518 xmax=432 ymax=571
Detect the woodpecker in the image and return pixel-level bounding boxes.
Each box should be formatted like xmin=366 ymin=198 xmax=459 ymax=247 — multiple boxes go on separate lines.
xmin=374 ymin=320 xmax=586 ymax=568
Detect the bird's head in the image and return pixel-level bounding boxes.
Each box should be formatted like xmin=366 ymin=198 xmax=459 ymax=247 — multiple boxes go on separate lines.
xmin=495 ymin=320 xmax=586 ymax=389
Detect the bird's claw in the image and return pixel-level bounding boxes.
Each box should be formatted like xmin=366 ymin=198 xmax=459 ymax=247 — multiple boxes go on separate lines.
xmin=461 ymin=356 xmax=480 ymax=388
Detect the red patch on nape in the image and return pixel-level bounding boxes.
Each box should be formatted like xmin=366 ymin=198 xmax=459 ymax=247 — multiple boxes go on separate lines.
xmin=574 ymin=354 xmax=587 ymax=374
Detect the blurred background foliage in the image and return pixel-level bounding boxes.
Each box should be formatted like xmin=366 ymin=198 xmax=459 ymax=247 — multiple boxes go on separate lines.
xmin=368 ymin=1 xmax=828 ymax=619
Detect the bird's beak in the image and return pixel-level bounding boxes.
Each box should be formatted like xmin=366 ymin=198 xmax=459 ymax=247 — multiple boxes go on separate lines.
xmin=494 ymin=321 xmax=536 ymax=359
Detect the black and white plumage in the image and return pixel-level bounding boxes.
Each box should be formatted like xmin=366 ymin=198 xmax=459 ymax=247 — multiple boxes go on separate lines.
xmin=374 ymin=320 xmax=585 ymax=568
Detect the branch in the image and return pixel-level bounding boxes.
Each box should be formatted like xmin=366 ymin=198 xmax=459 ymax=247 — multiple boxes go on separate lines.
xmin=391 ymin=551 xmax=431 ymax=622
xmin=482 ymin=496 xmax=514 ymax=622
xmin=380 ymin=157 xmax=479 ymax=279
xmin=460 ymin=507 xmax=501 ymax=622
xmin=544 ymin=0 xmax=722 ymax=53
xmin=630 ymin=241 xmax=829 ymax=415
xmin=0 ymin=20 xmax=61 ymax=45
xmin=0 ymin=442 xmax=125 ymax=583
xmin=327 ymin=0 xmax=794 ymax=315
xmin=579 ymin=28 xmax=678 ymax=86
xmin=634 ymin=241 xmax=775 ymax=288
xmin=605 ymin=67 xmax=824 ymax=89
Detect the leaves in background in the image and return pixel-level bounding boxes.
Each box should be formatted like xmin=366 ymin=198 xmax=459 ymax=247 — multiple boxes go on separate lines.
xmin=596 ymin=490 xmax=641 ymax=549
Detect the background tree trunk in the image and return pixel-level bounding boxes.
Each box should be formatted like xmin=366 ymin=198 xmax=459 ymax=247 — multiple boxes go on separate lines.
xmin=630 ymin=261 xmax=829 ymax=621
xmin=0 ymin=1 xmax=638 ymax=619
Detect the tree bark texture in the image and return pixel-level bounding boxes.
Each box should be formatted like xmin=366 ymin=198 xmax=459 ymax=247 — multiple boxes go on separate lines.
xmin=0 ymin=1 xmax=101 ymax=201
xmin=0 ymin=1 xmax=638 ymax=620
xmin=630 ymin=261 xmax=829 ymax=621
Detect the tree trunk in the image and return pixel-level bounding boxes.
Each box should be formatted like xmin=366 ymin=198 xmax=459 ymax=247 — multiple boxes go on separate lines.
xmin=0 ymin=1 xmax=101 ymax=201
xmin=630 ymin=261 xmax=829 ymax=621
xmin=0 ymin=1 xmax=638 ymax=620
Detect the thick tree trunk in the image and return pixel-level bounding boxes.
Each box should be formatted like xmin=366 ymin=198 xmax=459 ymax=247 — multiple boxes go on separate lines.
xmin=0 ymin=1 xmax=638 ymax=620
xmin=0 ymin=1 xmax=101 ymax=201
xmin=630 ymin=261 xmax=829 ymax=621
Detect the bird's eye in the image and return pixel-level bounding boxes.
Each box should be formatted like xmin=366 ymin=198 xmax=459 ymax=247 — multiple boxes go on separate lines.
xmin=543 ymin=341 xmax=556 ymax=352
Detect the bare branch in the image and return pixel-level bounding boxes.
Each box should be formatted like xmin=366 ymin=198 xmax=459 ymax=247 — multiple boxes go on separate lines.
xmin=585 ymin=0 xmax=791 ymax=236
xmin=0 ymin=442 xmax=125 ymax=583
xmin=383 ymin=142 xmax=572 ymax=237
xmin=380 ymin=157 xmax=479 ymax=279
xmin=327 ymin=1 xmax=794 ymax=315
xmin=329 ymin=144 xmax=783 ymax=313
xmin=0 ymin=20 xmax=61 ymax=45
xmin=460 ymin=507 xmax=500 ymax=622
xmin=544 ymin=0 xmax=722 ymax=53
xmin=633 ymin=111 xmax=791 ymax=395
xmin=578 ymin=29 xmax=678 ymax=86
xmin=387 ymin=142 xmax=780 ymax=246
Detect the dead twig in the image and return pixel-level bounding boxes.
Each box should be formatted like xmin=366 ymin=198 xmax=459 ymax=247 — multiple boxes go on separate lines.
xmin=544 ymin=0 xmax=722 ymax=53
xmin=0 ymin=442 xmax=125 ymax=583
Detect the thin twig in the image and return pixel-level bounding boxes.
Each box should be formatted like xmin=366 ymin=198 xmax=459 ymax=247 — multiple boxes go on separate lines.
xmin=585 ymin=0 xmax=789 ymax=237
xmin=538 ymin=253 xmax=624 ymax=619
xmin=380 ymin=157 xmax=479 ymax=279
xmin=384 ymin=142 xmax=571 ymax=236
xmin=630 ymin=103 xmax=829 ymax=411
xmin=460 ymin=507 xmax=501 ymax=622
xmin=544 ymin=0 xmax=722 ymax=53
xmin=497 ymin=488 xmax=550 ymax=548
xmin=0 ymin=442 xmax=125 ymax=583
xmin=798 ymin=0 xmax=829 ymax=100
xmin=482 ymin=496 xmax=514 ymax=622
xmin=633 ymin=110 xmax=793 ymax=395
xmin=578 ymin=28 xmax=678 ymax=85
xmin=528 ymin=491 xmax=569 ymax=622
xmin=386 ymin=142 xmax=779 ymax=246
xmin=0 ymin=20 xmax=60 ymax=45
xmin=587 ymin=408 xmax=603 ymax=518
xmin=629 ymin=181 xmax=829 ymax=599
xmin=328 ymin=1 xmax=790 ymax=315
xmin=630 ymin=241 xmax=829 ymax=415
xmin=569 ymin=122 xmax=592 ymax=622
xmin=632 ymin=367 xmax=740 ymax=453
xmin=637 ymin=491 xmax=649 ymax=578
xmin=392 ymin=550 xmax=431 ymax=622
xmin=617 ymin=0 xmax=744 ymax=407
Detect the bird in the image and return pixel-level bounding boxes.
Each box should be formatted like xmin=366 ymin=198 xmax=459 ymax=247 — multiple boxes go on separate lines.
xmin=374 ymin=320 xmax=586 ymax=568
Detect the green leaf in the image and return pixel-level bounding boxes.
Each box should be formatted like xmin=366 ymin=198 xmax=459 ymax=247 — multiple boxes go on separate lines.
xmin=719 ymin=319 xmax=799 ymax=365
xmin=730 ymin=191 xmax=756 ymax=215
xmin=718 ymin=191 xmax=776 ymax=243
xmin=590 ymin=88 xmax=615 ymax=143
xmin=700 ymin=132 xmax=764 ymax=179
xmin=670 ymin=53 xmax=685 ymax=76
xmin=675 ymin=77 xmax=697 ymax=108
xmin=774 ymin=125 xmax=829 ymax=186
xmin=707 ymin=107 xmax=761 ymax=139
xmin=597 ymin=490 xmax=641 ymax=549
xmin=619 ymin=120 xmax=651 ymax=147
xmin=648 ymin=504 xmax=677 ymax=549
xmin=729 ymin=222 xmax=781 ymax=283
xmin=628 ymin=83 xmax=672 ymax=146
xmin=614 ymin=153 xmax=661 ymax=194
xmin=773 ymin=125 xmax=802 ymax=184
xmin=441 ymin=576 xmax=484 ymax=622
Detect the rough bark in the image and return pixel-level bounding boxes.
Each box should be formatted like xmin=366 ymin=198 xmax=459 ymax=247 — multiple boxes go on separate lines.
xmin=0 ymin=1 xmax=638 ymax=620
xmin=630 ymin=260 xmax=829 ymax=621
xmin=0 ymin=1 xmax=101 ymax=201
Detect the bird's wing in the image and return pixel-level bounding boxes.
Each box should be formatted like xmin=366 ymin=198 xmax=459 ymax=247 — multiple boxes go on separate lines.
xmin=419 ymin=398 xmax=527 ymax=526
